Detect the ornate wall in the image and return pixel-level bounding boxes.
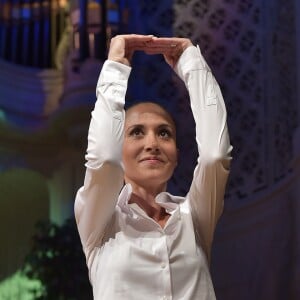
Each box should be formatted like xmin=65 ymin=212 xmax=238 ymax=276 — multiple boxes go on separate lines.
xmin=171 ymin=0 xmax=299 ymax=200
xmin=125 ymin=0 xmax=298 ymax=198
xmin=172 ymin=0 xmax=299 ymax=299
xmin=122 ymin=1 xmax=300 ymax=298
xmin=0 ymin=0 xmax=299 ymax=298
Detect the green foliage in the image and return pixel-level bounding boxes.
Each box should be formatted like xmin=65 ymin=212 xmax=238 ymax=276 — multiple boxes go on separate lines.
xmin=0 ymin=271 xmax=41 ymax=300
xmin=23 ymin=218 xmax=92 ymax=300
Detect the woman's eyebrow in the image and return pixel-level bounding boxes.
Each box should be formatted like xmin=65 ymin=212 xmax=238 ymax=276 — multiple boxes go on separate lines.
xmin=125 ymin=124 xmax=144 ymax=132
xmin=157 ymin=124 xmax=176 ymax=134
xmin=157 ymin=123 xmax=173 ymax=129
xmin=127 ymin=124 xmax=144 ymax=128
xmin=125 ymin=123 xmax=174 ymax=132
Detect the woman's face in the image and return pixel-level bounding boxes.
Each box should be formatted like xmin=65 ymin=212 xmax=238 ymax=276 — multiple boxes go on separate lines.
xmin=122 ymin=103 xmax=178 ymax=190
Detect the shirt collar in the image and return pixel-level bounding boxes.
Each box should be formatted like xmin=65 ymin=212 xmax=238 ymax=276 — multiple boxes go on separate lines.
xmin=117 ymin=183 xmax=185 ymax=215
xmin=117 ymin=183 xmax=133 ymax=215
xmin=155 ymin=192 xmax=185 ymax=214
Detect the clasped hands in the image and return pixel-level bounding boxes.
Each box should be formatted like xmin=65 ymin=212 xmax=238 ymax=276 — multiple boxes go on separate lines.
xmin=108 ymin=34 xmax=193 ymax=68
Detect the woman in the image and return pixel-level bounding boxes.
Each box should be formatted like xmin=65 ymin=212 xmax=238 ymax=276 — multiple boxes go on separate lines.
xmin=75 ymin=34 xmax=232 ymax=299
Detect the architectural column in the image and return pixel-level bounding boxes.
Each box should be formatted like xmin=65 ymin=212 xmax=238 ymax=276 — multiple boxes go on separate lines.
xmin=21 ymin=0 xmax=32 ymax=65
xmin=294 ymin=0 xmax=300 ymax=151
xmin=11 ymin=0 xmax=22 ymax=63
xmin=78 ymin=0 xmax=88 ymax=60
xmin=95 ymin=0 xmax=107 ymax=60
xmin=0 ymin=0 xmax=12 ymax=60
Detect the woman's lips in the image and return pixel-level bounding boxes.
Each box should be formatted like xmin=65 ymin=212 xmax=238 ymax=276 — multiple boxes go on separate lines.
xmin=140 ymin=156 xmax=164 ymax=163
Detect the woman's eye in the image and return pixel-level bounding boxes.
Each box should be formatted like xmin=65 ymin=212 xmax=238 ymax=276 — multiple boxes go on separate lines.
xmin=130 ymin=128 xmax=143 ymax=136
xmin=159 ymin=129 xmax=171 ymax=138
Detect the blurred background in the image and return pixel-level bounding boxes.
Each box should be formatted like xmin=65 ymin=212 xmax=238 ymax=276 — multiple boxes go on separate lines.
xmin=0 ymin=0 xmax=299 ymax=299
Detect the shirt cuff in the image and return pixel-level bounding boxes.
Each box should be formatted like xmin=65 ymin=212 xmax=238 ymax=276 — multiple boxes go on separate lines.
xmin=174 ymin=45 xmax=211 ymax=81
xmin=97 ymin=60 xmax=132 ymax=88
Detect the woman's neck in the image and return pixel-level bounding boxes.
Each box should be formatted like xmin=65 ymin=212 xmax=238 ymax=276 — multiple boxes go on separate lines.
xmin=127 ymin=182 xmax=169 ymax=224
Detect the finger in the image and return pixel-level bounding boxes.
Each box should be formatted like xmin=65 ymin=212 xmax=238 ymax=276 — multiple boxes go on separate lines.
xmin=147 ymin=42 xmax=178 ymax=49
xmin=126 ymin=41 xmax=155 ymax=49
xmin=133 ymin=44 xmax=176 ymax=51
xmin=149 ymin=37 xmax=180 ymax=46
xmin=151 ymin=37 xmax=188 ymax=43
xmin=125 ymin=42 xmax=174 ymax=54
xmin=114 ymin=33 xmax=154 ymax=39
xmin=123 ymin=34 xmax=155 ymax=44
xmin=109 ymin=34 xmax=155 ymax=49
xmin=150 ymin=37 xmax=193 ymax=51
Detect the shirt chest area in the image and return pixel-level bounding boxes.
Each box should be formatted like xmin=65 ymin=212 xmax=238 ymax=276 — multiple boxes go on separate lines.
xmin=90 ymin=207 xmax=211 ymax=299
xmin=94 ymin=207 xmax=206 ymax=277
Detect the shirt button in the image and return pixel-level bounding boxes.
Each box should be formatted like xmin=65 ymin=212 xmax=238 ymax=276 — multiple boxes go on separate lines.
xmin=161 ymin=262 xmax=166 ymax=269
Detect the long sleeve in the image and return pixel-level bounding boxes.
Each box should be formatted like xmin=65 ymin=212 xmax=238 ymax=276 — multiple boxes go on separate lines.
xmin=175 ymin=46 xmax=232 ymax=261
xmin=74 ymin=60 xmax=131 ymax=258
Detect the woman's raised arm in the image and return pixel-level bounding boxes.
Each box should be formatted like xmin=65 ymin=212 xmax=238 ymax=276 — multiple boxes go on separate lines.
xmin=74 ymin=34 xmax=154 ymax=258
xmin=146 ymin=38 xmax=232 ymax=261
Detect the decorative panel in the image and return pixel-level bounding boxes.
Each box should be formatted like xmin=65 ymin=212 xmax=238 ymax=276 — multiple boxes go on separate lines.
xmin=171 ymin=0 xmax=298 ymax=201
xmin=96 ymin=0 xmax=298 ymax=199
xmin=271 ymin=0 xmax=298 ymax=180
xmin=172 ymin=0 xmax=266 ymax=199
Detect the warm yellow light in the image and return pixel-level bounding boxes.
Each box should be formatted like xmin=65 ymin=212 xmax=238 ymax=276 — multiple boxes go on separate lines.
xmin=59 ymin=0 xmax=67 ymax=9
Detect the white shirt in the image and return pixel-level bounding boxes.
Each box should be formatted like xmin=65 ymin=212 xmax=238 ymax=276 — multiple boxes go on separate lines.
xmin=75 ymin=45 xmax=232 ymax=300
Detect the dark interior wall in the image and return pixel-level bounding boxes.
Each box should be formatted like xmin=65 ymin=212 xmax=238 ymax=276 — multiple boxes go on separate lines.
xmin=0 ymin=168 xmax=49 ymax=280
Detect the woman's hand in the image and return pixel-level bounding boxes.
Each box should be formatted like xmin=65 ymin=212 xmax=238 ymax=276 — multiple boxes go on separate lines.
xmin=108 ymin=34 xmax=154 ymax=66
xmin=144 ymin=37 xmax=193 ymax=68
xmin=107 ymin=35 xmax=193 ymax=68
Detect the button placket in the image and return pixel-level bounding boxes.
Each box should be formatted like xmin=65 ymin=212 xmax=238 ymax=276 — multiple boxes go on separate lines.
xmin=158 ymin=234 xmax=172 ymax=300
xmin=161 ymin=262 xmax=166 ymax=269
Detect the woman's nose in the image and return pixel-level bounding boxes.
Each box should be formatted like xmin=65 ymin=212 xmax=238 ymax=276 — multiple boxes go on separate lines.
xmin=145 ymin=133 xmax=159 ymax=152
